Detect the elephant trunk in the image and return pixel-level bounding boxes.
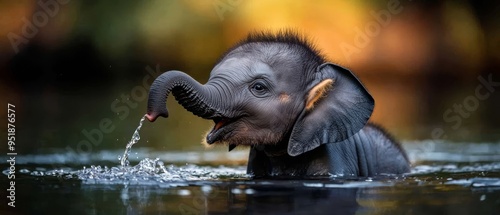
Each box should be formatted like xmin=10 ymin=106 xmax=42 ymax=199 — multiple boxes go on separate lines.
xmin=146 ymin=70 xmax=222 ymax=122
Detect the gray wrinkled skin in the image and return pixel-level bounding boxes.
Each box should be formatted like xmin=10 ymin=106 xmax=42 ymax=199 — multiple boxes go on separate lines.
xmin=146 ymin=31 xmax=410 ymax=177
xmin=247 ymin=123 xmax=410 ymax=177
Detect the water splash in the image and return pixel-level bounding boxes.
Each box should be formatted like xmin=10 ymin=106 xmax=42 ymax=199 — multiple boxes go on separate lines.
xmin=120 ymin=115 xmax=147 ymax=167
xmin=71 ymin=113 xmax=250 ymax=185
xmin=74 ymin=160 xmax=248 ymax=185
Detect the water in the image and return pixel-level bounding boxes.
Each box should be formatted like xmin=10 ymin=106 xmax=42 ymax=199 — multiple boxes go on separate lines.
xmin=119 ymin=115 xmax=147 ymax=167
xmin=2 ymin=141 xmax=500 ymax=214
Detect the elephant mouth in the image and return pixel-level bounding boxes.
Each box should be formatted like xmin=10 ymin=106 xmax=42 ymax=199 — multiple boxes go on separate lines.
xmin=206 ymin=117 xmax=237 ymax=144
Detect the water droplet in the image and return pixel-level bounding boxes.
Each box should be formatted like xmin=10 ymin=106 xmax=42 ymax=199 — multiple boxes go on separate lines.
xmin=231 ymin=188 xmax=242 ymax=194
xmin=480 ymin=194 xmax=486 ymax=201
xmin=245 ymin=189 xmax=255 ymax=195
xmin=201 ymin=185 xmax=212 ymax=194
xmin=177 ymin=189 xmax=191 ymax=196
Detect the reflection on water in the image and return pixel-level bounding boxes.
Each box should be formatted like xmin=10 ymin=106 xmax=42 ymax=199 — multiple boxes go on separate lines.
xmin=2 ymin=141 xmax=500 ymax=214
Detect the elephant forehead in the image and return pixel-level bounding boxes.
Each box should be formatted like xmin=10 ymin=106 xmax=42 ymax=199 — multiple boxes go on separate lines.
xmin=210 ymin=57 xmax=275 ymax=79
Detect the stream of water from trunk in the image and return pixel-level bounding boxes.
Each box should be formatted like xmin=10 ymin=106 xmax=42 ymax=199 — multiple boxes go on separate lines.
xmin=119 ymin=114 xmax=147 ymax=167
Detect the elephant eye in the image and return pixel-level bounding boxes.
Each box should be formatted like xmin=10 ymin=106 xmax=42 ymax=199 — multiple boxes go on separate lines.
xmin=253 ymin=83 xmax=265 ymax=91
xmin=250 ymin=81 xmax=269 ymax=97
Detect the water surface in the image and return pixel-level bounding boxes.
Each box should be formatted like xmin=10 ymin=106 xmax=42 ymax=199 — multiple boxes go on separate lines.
xmin=2 ymin=141 xmax=500 ymax=214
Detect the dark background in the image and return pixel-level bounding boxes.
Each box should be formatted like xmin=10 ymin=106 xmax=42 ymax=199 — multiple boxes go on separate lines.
xmin=0 ymin=0 xmax=499 ymax=154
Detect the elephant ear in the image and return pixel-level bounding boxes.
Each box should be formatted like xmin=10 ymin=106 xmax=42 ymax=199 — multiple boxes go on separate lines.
xmin=287 ymin=63 xmax=374 ymax=156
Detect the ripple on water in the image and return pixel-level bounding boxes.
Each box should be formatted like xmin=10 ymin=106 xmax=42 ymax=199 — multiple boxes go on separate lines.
xmin=9 ymin=160 xmax=497 ymax=189
xmin=5 ymin=141 xmax=500 ymax=189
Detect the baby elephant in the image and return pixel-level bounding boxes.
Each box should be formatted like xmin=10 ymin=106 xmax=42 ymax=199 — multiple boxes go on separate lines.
xmin=146 ymin=31 xmax=410 ymax=177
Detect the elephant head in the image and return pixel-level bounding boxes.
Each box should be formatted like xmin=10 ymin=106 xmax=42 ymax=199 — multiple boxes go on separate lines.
xmin=146 ymin=32 xmax=374 ymax=156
